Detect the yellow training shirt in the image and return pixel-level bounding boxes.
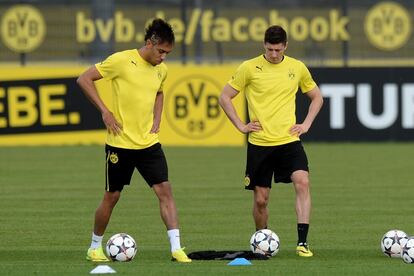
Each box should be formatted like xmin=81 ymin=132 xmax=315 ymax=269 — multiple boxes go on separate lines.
xmin=228 ymin=55 xmax=316 ymax=146
xmin=96 ymin=49 xmax=167 ymax=149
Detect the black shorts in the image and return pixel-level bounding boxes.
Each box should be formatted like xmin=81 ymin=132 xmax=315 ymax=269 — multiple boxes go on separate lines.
xmin=105 ymin=143 xmax=168 ymax=192
xmin=244 ymin=141 xmax=309 ymax=190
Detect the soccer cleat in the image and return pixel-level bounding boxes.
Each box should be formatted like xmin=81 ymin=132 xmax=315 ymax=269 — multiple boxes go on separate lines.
xmin=86 ymin=247 xmax=110 ymax=262
xmin=296 ymin=244 xmax=313 ymax=257
xmin=171 ymin=248 xmax=192 ymax=263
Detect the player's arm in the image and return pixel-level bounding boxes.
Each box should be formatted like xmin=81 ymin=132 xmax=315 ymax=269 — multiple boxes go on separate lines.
xmin=77 ymin=66 xmax=122 ymax=135
xmin=219 ymin=84 xmax=262 ymax=134
xmin=290 ymin=85 xmax=323 ymax=136
xmin=150 ymin=91 xmax=163 ymax=133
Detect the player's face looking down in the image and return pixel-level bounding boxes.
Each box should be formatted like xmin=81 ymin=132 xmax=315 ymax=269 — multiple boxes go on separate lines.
xmin=146 ymin=39 xmax=173 ymax=65
xmin=264 ymin=42 xmax=287 ymax=64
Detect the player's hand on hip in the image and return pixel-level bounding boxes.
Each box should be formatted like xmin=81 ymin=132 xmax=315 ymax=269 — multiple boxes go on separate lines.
xmin=102 ymin=111 xmax=122 ymax=135
xmin=241 ymin=120 xmax=262 ymax=133
xmin=290 ymin=124 xmax=309 ymax=137
xmin=150 ymin=122 xmax=160 ymax=133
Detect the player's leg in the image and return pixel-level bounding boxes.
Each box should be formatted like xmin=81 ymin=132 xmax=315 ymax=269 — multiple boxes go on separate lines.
xmin=292 ymin=170 xmax=311 ymax=224
xmin=86 ymin=191 xmax=120 ymax=262
xmin=93 ymin=191 xmax=121 ymax=236
xmin=137 ymin=143 xmax=178 ymax=230
xmin=253 ymin=186 xmax=270 ymax=230
xmin=152 ymin=181 xmax=178 ymax=230
xmin=138 ymin=143 xmax=191 ymax=262
xmin=152 ymin=182 xmax=191 ymax=262
xmin=87 ymin=145 xmax=133 ymax=262
xmin=245 ymin=143 xmax=274 ymax=230
xmin=275 ymin=141 xmax=312 ymax=257
xmin=291 ymin=170 xmax=313 ymax=257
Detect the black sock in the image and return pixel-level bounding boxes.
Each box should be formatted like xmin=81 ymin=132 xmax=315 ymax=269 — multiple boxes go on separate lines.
xmin=297 ymin=223 xmax=309 ymax=245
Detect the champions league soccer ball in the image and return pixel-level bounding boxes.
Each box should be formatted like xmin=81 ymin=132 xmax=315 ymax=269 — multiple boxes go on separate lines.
xmin=250 ymin=229 xmax=280 ymax=257
xmin=106 ymin=233 xmax=137 ymax=262
xmin=402 ymin=237 xmax=414 ymax=264
xmin=380 ymin=229 xmax=408 ymax=258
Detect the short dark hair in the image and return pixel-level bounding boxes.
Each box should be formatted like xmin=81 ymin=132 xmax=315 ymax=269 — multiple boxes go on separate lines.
xmin=264 ymin=25 xmax=287 ymax=44
xmin=144 ymin=18 xmax=175 ymax=45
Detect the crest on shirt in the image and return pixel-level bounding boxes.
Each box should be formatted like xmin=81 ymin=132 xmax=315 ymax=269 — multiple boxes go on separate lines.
xmin=158 ymin=71 xmax=162 ymax=80
xmin=109 ymin=152 xmax=119 ymax=164
xmin=288 ymin=69 xmax=295 ymax=80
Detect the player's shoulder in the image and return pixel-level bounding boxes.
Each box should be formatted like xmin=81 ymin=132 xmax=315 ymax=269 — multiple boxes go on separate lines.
xmin=117 ymin=49 xmax=137 ymax=59
xmin=284 ymin=55 xmax=307 ymax=68
xmin=101 ymin=50 xmax=131 ymax=63
xmin=106 ymin=49 xmax=136 ymax=62
xmin=239 ymin=55 xmax=265 ymax=70
xmin=244 ymin=55 xmax=265 ymax=65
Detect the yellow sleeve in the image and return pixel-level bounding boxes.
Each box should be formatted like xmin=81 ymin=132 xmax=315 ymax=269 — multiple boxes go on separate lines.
xmin=95 ymin=52 xmax=124 ymax=80
xmin=228 ymin=61 xmax=250 ymax=92
xmin=299 ymin=62 xmax=316 ymax=93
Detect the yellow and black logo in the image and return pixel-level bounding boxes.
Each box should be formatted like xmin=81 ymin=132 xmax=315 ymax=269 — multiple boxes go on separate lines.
xmin=0 ymin=5 xmax=46 ymax=53
xmin=244 ymin=176 xmax=251 ymax=187
xmin=165 ymin=75 xmax=226 ymax=139
xmin=109 ymin=152 xmax=119 ymax=164
xmin=364 ymin=1 xmax=411 ymax=51
xmin=288 ymin=69 xmax=295 ymax=80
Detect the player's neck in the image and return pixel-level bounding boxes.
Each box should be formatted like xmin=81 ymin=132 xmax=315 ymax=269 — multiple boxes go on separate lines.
xmin=137 ymin=47 xmax=153 ymax=65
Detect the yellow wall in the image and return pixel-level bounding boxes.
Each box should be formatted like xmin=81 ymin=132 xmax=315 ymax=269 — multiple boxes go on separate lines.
xmin=0 ymin=64 xmax=245 ymax=146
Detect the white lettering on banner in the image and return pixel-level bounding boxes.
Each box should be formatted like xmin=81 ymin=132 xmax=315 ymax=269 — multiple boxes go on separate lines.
xmin=357 ymin=84 xmax=398 ymax=129
xmin=320 ymin=84 xmax=354 ymax=129
xmin=402 ymin=84 xmax=414 ymax=128
xmin=321 ymin=83 xmax=414 ymax=130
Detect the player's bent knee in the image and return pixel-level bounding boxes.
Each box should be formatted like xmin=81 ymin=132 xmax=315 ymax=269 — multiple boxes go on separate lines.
xmin=104 ymin=191 xmax=121 ymax=205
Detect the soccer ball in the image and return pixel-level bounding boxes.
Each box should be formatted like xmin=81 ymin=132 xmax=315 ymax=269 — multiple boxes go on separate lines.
xmin=250 ymin=229 xmax=280 ymax=257
xmin=380 ymin=229 xmax=408 ymax=258
xmin=402 ymin=237 xmax=414 ymax=264
xmin=106 ymin=233 xmax=137 ymax=262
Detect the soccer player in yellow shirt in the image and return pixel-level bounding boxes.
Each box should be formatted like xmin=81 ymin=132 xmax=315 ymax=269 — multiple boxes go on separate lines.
xmin=219 ymin=25 xmax=323 ymax=257
xmin=77 ymin=18 xmax=191 ymax=263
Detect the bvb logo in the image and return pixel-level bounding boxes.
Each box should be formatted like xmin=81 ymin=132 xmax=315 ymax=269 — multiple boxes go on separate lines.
xmin=0 ymin=5 xmax=46 ymax=53
xmin=109 ymin=153 xmax=118 ymax=164
xmin=364 ymin=1 xmax=411 ymax=51
xmin=244 ymin=176 xmax=250 ymax=187
xmin=165 ymin=75 xmax=226 ymax=139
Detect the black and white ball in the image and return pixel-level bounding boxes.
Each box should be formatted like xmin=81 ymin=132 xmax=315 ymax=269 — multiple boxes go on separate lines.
xmin=250 ymin=229 xmax=280 ymax=257
xmin=402 ymin=236 xmax=414 ymax=264
xmin=106 ymin=233 xmax=137 ymax=262
xmin=380 ymin=229 xmax=408 ymax=258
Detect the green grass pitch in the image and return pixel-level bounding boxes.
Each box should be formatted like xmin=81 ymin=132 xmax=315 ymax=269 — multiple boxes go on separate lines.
xmin=1 ymin=143 xmax=413 ymax=275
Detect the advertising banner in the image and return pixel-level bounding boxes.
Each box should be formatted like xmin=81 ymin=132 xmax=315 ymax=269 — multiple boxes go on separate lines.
xmin=297 ymin=67 xmax=414 ymax=141
xmin=1 ymin=65 xmax=413 ymax=145
xmin=0 ymin=1 xmax=413 ymax=65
